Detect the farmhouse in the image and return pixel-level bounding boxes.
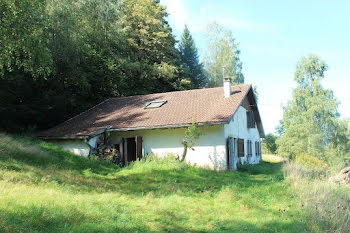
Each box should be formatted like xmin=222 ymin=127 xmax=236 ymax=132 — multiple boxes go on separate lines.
xmin=38 ymin=78 xmax=265 ymax=170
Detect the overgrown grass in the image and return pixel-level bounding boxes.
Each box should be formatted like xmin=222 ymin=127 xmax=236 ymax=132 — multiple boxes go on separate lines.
xmin=0 ymin=133 xmax=308 ymax=232
xmin=284 ymin=157 xmax=350 ymax=233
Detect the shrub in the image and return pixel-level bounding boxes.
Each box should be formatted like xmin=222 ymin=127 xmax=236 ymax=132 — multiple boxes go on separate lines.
xmin=295 ymin=153 xmax=329 ymax=171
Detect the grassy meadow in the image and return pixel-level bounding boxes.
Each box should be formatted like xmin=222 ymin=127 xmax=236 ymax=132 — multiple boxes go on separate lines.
xmin=0 ymin=133 xmax=308 ymax=232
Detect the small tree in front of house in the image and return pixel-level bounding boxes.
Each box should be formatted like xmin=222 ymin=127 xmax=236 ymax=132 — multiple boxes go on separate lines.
xmin=263 ymin=133 xmax=278 ymax=154
xmin=181 ymin=120 xmax=202 ymax=162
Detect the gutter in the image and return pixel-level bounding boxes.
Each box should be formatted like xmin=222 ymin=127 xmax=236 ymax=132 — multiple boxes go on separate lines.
xmin=109 ymin=121 xmax=227 ymax=132
xmin=39 ymin=122 xmax=228 ymax=140
xmin=39 ymin=135 xmax=88 ymax=140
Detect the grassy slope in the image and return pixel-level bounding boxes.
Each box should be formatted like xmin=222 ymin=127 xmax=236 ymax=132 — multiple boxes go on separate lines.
xmin=0 ymin=134 xmax=308 ymax=233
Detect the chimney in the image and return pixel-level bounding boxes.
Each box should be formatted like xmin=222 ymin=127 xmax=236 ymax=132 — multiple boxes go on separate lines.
xmin=224 ymin=77 xmax=232 ymax=98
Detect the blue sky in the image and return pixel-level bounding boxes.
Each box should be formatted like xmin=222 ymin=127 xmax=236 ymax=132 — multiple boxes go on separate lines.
xmin=160 ymin=0 xmax=350 ymax=134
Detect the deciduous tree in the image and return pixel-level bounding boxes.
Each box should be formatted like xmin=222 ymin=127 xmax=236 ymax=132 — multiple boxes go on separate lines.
xmin=263 ymin=133 xmax=278 ymax=154
xmin=277 ymin=55 xmax=347 ymax=160
xmin=204 ymin=22 xmax=244 ymax=87
xmin=181 ymin=120 xmax=202 ymax=162
xmin=0 ymin=0 xmax=185 ymax=132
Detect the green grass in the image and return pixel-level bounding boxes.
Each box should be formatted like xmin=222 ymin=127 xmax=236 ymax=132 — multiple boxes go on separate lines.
xmin=0 ymin=133 xmax=308 ymax=232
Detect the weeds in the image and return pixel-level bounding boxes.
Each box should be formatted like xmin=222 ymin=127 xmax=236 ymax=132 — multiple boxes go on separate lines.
xmin=284 ymin=160 xmax=350 ymax=233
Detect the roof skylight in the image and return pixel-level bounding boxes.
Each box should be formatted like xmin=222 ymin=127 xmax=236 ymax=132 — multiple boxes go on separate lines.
xmin=144 ymin=100 xmax=167 ymax=109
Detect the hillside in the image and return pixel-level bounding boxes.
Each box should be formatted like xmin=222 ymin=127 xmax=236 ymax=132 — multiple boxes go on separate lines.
xmin=0 ymin=134 xmax=308 ymax=233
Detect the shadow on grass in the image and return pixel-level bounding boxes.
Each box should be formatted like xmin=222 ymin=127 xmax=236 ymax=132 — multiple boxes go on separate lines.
xmin=0 ymin=135 xmax=119 ymax=175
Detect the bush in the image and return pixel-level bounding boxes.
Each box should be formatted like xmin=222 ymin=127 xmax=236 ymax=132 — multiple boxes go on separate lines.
xmin=295 ymin=153 xmax=329 ymax=171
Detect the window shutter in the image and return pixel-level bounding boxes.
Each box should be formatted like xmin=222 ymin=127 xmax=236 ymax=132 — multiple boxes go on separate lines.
xmin=250 ymin=141 xmax=252 ymax=156
xmin=226 ymin=137 xmax=230 ymax=169
xmin=248 ymin=140 xmax=252 ymax=156
xmin=238 ymin=139 xmax=244 ymax=157
xmin=259 ymin=142 xmax=262 ymax=155
xmin=250 ymin=141 xmax=253 ymax=155
xmin=246 ymin=111 xmax=255 ymax=128
xmin=247 ymin=140 xmax=251 ymax=156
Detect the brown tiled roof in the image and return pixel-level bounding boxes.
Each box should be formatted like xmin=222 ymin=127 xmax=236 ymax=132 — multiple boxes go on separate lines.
xmin=38 ymin=84 xmax=257 ymax=138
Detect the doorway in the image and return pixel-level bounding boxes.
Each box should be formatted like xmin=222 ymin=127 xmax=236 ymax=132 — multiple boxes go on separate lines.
xmin=126 ymin=137 xmax=137 ymax=162
xmin=122 ymin=136 xmax=143 ymax=166
xmin=227 ymin=137 xmax=238 ymax=170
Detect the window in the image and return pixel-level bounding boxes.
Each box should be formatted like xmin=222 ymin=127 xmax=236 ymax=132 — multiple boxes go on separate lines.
xmin=246 ymin=111 xmax=255 ymax=128
xmin=144 ymin=100 xmax=167 ymax=109
xmin=237 ymin=139 xmax=244 ymax=157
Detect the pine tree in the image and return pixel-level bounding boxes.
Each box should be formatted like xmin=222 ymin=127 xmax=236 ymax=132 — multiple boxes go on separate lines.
xmin=178 ymin=25 xmax=206 ymax=89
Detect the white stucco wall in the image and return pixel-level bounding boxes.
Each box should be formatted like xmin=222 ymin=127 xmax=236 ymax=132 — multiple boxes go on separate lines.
xmin=51 ymin=139 xmax=91 ymax=157
xmin=108 ymin=124 xmax=227 ymax=170
xmin=224 ymin=106 xmax=262 ymax=168
xmin=49 ymin=106 xmax=262 ymax=170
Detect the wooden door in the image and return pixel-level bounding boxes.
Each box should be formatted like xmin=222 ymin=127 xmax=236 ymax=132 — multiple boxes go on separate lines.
xmin=226 ymin=137 xmax=232 ymax=170
xmin=135 ymin=136 xmax=142 ymax=160
xmin=122 ymin=138 xmax=126 ymax=166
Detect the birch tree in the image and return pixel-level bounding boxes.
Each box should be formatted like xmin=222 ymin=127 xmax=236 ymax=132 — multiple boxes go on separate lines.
xmin=204 ymin=22 xmax=244 ymax=87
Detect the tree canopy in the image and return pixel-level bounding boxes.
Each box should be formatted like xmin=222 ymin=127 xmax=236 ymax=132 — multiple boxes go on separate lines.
xmin=263 ymin=133 xmax=278 ymax=154
xmin=204 ymin=22 xmax=244 ymax=87
xmin=277 ymin=55 xmax=349 ymax=160
xmin=0 ymin=0 xmax=184 ymax=132
xmin=0 ymin=1 xmax=252 ymax=133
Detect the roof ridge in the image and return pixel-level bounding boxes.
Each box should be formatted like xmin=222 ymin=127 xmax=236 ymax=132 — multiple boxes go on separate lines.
xmin=109 ymin=83 xmax=251 ymax=101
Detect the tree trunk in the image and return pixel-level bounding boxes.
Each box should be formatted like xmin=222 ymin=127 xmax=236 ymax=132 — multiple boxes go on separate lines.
xmin=181 ymin=142 xmax=188 ymax=162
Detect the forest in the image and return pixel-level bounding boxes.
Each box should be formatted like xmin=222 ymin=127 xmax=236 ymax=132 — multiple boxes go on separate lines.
xmin=0 ymin=0 xmax=243 ymax=133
